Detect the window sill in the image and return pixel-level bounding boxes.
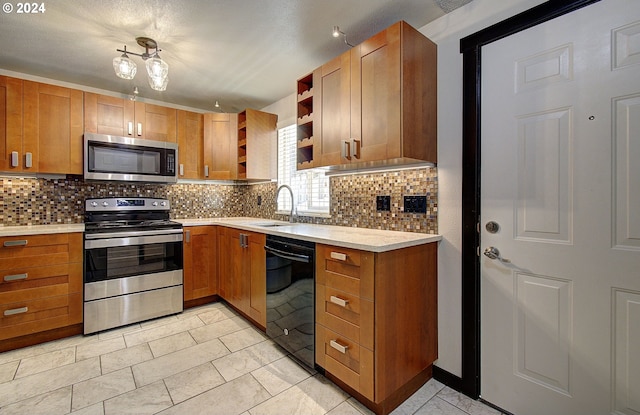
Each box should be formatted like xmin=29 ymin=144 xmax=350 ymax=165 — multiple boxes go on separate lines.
xmin=276 ymin=210 xmax=331 ymax=219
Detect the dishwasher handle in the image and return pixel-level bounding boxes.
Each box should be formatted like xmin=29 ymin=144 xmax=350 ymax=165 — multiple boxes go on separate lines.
xmin=264 ymin=245 xmax=311 ymax=263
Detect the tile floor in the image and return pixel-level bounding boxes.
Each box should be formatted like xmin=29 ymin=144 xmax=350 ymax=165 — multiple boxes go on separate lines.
xmin=0 ymin=302 xmax=503 ymax=415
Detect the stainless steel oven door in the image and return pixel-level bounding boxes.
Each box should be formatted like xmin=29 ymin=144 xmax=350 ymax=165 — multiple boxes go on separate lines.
xmin=84 ymin=229 xmax=183 ymax=284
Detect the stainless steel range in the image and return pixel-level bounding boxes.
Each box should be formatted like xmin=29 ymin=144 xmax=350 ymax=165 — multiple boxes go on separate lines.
xmin=83 ymin=197 xmax=183 ymax=334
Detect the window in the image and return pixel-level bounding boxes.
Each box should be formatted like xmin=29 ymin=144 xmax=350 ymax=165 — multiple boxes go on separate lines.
xmin=277 ymin=124 xmax=330 ymax=215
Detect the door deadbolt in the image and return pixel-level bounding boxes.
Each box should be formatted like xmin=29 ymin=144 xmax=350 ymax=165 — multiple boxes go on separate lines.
xmin=485 ymin=221 xmax=500 ymax=234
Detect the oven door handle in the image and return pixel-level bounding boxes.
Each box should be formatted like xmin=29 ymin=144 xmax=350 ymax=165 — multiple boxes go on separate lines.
xmin=264 ymin=245 xmax=311 ymax=263
xmin=85 ymin=228 xmax=183 ymax=240
xmin=85 ymin=233 xmax=183 ymax=249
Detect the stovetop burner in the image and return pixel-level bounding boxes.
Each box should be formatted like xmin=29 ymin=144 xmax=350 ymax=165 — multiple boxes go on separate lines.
xmin=84 ymin=197 xmax=182 ymax=235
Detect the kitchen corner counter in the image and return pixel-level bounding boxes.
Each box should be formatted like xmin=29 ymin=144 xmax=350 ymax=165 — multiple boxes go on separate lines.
xmin=177 ymin=218 xmax=441 ymax=252
xmin=0 ymin=224 xmax=85 ymax=237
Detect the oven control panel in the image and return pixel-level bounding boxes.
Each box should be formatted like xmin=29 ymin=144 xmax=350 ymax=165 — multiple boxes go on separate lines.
xmin=86 ymin=197 xmax=170 ymax=212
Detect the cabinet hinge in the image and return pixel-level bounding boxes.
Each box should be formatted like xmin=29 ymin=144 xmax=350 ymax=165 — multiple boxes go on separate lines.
xmin=477 ymin=246 xmax=480 ymax=257
xmin=477 ymin=222 xmax=480 ymax=233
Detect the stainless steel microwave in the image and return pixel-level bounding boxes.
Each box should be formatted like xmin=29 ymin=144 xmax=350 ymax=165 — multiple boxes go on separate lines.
xmin=84 ymin=133 xmax=178 ymax=183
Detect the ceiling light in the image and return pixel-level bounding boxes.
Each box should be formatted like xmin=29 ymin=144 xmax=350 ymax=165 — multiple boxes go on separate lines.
xmin=332 ymin=25 xmax=354 ymax=47
xmin=112 ymin=47 xmax=137 ymax=80
xmin=114 ymin=37 xmax=169 ymax=91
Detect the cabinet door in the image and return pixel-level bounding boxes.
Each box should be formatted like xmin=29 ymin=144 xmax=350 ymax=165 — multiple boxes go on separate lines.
xmin=0 ymin=76 xmax=24 ymax=172
xmin=247 ymin=232 xmax=266 ymax=328
xmin=203 ymin=113 xmax=237 ymax=179
xmin=217 ymin=228 xmax=231 ymax=299
xmin=318 ymin=51 xmax=351 ymax=167
xmin=245 ymin=109 xmax=277 ymax=180
xmin=84 ymin=92 xmax=135 ymax=137
xmin=228 ymin=230 xmax=247 ymax=310
xmin=23 ymin=81 xmax=83 ymax=174
xmin=183 ymin=226 xmax=218 ymax=301
xmin=351 ymin=22 xmax=402 ymax=163
xmin=177 ymin=110 xmax=204 ymax=179
xmin=136 ymin=102 xmax=177 ymax=142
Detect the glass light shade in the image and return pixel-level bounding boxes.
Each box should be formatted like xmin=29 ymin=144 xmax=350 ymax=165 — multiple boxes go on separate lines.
xmin=148 ymin=74 xmax=169 ymax=91
xmin=113 ymin=54 xmax=137 ymax=80
xmin=145 ymin=56 xmax=169 ymax=80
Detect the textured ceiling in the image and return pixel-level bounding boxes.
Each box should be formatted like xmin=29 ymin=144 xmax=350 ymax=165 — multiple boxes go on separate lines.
xmin=0 ymin=0 xmax=471 ymax=112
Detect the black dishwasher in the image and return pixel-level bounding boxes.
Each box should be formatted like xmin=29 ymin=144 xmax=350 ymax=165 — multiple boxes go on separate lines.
xmin=264 ymin=235 xmax=315 ymax=369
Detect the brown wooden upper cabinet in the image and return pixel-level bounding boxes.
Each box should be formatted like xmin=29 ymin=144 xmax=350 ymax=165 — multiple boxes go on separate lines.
xmin=297 ymin=21 xmax=437 ymax=169
xmin=0 ymin=76 xmax=24 ymax=172
xmin=237 ymin=109 xmax=277 ymax=180
xmin=0 ymin=76 xmax=83 ymax=174
xmin=177 ymin=110 xmax=204 ymax=179
xmin=203 ymin=112 xmax=238 ymax=180
xmin=84 ymin=92 xmax=177 ymax=142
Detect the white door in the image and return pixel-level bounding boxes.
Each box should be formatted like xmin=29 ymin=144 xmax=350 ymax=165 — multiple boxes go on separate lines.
xmin=480 ymin=1 xmax=640 ymax=414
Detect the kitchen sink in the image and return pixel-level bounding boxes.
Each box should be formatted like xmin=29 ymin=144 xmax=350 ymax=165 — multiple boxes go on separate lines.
xmin=251 ymin=222 xmax=291 ymax=227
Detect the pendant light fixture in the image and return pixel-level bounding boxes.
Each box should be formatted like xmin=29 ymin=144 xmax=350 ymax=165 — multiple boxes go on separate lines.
xmin=113 ymin=37 xmax=169 ymax=91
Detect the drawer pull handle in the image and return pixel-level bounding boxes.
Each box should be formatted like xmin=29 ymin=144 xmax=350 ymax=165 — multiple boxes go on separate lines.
xmin=4 ymin=240 xmax=28 ymax=247
xmin=4 ymin=273 xmax=27 ymax=282
xmin=4 ymin=307 xmax=28 ymax=316
xmin=330 ymin=252 xmax=347 ymax=261
xmin=330 ymin=340 xmax=349 ymax=354
xmin=330 ymin=295 xmax=349 ymax=307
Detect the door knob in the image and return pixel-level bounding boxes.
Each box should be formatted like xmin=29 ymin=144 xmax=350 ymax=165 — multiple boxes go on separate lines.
xmin=483 ymin=246 xmax=511 ymax=263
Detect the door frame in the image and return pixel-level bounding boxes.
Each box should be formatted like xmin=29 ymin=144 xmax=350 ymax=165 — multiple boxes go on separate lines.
xmin=453 ymin=0 xmax=601 ymax=399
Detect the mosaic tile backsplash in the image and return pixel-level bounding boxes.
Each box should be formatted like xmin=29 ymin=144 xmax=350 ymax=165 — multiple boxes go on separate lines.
xmin=0 ymin=168 xmax=437 ymax=234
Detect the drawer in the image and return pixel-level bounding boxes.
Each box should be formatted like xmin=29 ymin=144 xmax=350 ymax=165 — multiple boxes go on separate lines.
xmin=0 ymin=262 xmax=83 ymax=294
xmin=0 ymin=292 xmax=82 ymax=340
xmin=0 ymin=233 xmax=82 ymax=270
xmin=316 ymin=324 xmax=374 ymax=400
xmin=318 ymin=245 xmax=362 ymax=266
xmin=316 ymin=284 xmax=374 ymax=349
xmin=316 ymin=244 xmax=374 ymax=300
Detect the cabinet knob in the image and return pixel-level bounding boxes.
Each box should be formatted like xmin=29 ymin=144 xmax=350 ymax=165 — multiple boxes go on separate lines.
xmin=4 ymin=273 xmax=28 ymax=282
xmin=329 ymin=339 xmax=349 ymax=354
xmin=11 ymin=151 xmax=19 ymax=167
xmin=330 ymin=252 xmax=347 ymax=261
xmin=340 ymin=140 xmax=351 ymax=160
xmin=128 ymin=122 xmax=134 ymax=135
xmin=329 ymin=295 xmax=349 ymax=307
xmin=4 ymin=307 xmax=28 ymax=316
xmin=3 ymin=240 xmax=28 ymax=247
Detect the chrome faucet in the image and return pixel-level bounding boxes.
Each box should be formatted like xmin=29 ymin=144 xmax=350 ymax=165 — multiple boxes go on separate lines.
xmin=276 ymin=184 xmax=295 ymax=223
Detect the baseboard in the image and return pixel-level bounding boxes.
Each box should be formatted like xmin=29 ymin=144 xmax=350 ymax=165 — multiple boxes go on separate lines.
xmin=432 ymin=365 xmax=464 ymax=393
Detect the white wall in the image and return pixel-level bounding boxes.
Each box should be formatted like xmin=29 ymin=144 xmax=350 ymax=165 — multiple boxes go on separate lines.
xmin=418 ymin=0 xmax=546 ymax=376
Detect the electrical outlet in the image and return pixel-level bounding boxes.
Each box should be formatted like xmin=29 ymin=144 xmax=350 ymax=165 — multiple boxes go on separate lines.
xmin=376 ymin=195 xmax=391 ymax=211
xmin=404 ymin=195 xmax=427 ymax=214
xmin=257 ymin=195 xmax=262 ymax=206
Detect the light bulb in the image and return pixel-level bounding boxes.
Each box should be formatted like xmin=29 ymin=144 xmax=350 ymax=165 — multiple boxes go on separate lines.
xmin=146 ymin=56 xmax=169 ymax=80
xmin=113 ymin=53 xmax=137 ymax=80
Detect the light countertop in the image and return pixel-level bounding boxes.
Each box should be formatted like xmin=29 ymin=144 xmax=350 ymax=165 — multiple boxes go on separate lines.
xmin=178 ymin=218 xmax=441 ymax=252
xmin=0 ymin=224 xmax=85 ymax=237
xmin=0 ymin=219 xmax=441 ymax=252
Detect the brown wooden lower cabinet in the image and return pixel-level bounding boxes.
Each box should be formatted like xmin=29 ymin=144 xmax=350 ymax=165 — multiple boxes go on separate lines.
xmin=217 ymin=227 xmax=266 ymax=329
xmin=315 ymin=242 xmax=438 ymax=415
xmin=183 ymin=226 xmax=218 ymax=307
xmin=0 ymin=232 xmax=83 ymax=352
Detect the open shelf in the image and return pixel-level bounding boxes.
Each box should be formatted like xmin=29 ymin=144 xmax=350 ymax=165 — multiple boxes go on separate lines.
xmin=296 ymin=71 xmax=316 ymax=170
